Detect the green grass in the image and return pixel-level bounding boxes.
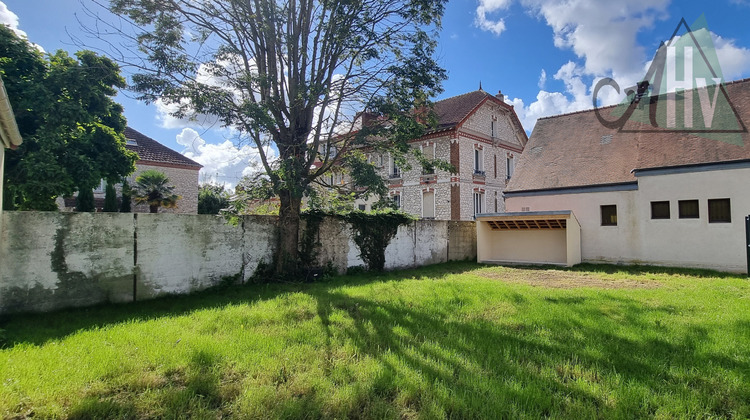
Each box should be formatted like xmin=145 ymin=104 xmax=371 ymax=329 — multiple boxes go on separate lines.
xmin=1 ymin=262 xmax=749 ymax=419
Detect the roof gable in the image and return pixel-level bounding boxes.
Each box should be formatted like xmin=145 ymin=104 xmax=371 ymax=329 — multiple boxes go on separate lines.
xmin=507 ymin=78 xmax=750 ymax=193
xmin=432 ymin=89 xmax=527 ymax=144
xmin=124 ymin=127 xmax=202 ymax=169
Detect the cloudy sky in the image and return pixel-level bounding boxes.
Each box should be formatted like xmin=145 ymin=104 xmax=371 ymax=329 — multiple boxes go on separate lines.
xmin=3 ymin=0 xmax=750 ymax=188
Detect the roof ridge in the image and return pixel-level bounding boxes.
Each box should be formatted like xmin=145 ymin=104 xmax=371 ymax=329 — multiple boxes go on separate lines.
xmin=434 ymin=89 xmax=488 ymax=105
xmin=538 ymin=77 xmax=750 ymax=122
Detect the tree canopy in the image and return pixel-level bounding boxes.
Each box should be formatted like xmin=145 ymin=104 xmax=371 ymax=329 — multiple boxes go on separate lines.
xmin=0 ymin=26 xmax=136 ymax=210
xmin=103 ymin=0 xmax=448 ymax=273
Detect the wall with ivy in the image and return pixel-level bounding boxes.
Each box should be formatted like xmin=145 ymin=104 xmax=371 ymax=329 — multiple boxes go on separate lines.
xmin=0 ymin=212 xmax=476 ymax=314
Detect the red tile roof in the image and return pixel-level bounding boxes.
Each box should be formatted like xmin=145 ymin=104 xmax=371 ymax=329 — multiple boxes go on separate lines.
xmin=506 ymin=78 xmax=750 ymax=193
xmin=433 ymin=89 xmax=522 ymax=132
xmin=124 ymin=127 xmax=202 ymax=169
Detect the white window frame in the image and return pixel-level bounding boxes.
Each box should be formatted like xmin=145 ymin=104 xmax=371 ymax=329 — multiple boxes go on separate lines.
xmin=473 ymin=191 xmax=485 ymax=216
xmin=474 ymin=148 xmax=484 ymax=174
xmin=506 ymin=155 xmax=514 ymax=179
xmin=392 ymin=193 xmax=401 ymax=209
xmin=421 ymin=190 xmax=436 ymax=219
xmin=389 ymin=154 xmax=401 ymax=178
xmin=421 ymin=143 xmax=435 ymax=174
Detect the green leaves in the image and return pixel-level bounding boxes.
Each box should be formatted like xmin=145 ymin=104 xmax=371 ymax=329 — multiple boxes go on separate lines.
xmin=0 ymin=26 xmax=136 ymax=210
xmin=133 ymin=170 xmax=181 ymax=213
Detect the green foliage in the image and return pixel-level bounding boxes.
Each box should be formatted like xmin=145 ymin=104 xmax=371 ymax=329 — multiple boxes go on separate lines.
xmin=103 ymin=182 xmax=118 ymax=212
xmin=75 ymin=188 xmax=95 ymax=212
xmin=133 ymin=170 xmax=180 ymax=213
xmin=0 ymin=26 xmax=136 ymax=210
xmin=343 ymin=209 xmax=415 ymax=271
xmin=106 ymin=0 xmax=448 ymax=274
xmin=119 ymin=179 xmax=132 ymax=213
xmin=2 ymin=263 xmax=750 ymax=418
xmin=198 ymin=184 xmax=230 ymax=215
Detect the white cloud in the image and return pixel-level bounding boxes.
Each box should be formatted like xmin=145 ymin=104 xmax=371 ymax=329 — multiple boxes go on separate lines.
xmin=537 ymin=69 xmax=547 ymax=89
xmin=711 ymin=32 xmax=750 ymax=81
xmin=0 ymin=1 xmax=26 ymax=38
xmin=496 ymin=0 xmax=670 ymax=132
xmin=177 ymin=127 xmax=275 ymax=191
xmin=474 ymin=0 xmax=513 ymax=36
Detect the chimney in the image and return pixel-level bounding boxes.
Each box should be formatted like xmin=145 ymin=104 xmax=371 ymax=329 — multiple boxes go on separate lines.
xmin=496 ymin=90 xmax=504 ymax=102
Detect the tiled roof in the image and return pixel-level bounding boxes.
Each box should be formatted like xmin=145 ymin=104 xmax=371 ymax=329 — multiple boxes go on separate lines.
xmin=124 ymin=127 xmax=202 ymax=169
xmin=506 ymin=78 xmax=750 ymax=193
xmin=433 ymin=89 xmax=517 ymax=130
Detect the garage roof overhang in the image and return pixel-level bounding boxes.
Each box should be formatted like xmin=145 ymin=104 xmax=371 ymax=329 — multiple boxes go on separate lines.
xmin=475 ymin=210 xmax=574 ymax=230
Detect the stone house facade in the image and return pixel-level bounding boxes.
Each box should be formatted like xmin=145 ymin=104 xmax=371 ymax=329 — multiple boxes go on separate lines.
xmin=356 ymin=88 xmax=527 ymax=221
xmin=60 ymin=127 xmax=202 ymax=214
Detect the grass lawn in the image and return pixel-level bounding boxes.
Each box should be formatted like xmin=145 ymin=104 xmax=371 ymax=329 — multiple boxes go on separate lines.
xmin=1 ymin=262 xmax=749 ymax=419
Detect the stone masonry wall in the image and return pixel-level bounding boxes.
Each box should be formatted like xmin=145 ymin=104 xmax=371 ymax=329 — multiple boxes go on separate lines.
xmin=0 ymin=212 xmax=476 ymax=314
xmin=127 ymin=164 xmax=200 ymax=214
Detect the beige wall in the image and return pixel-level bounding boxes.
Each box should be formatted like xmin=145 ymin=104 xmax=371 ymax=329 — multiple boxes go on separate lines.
xmin=506 ymin=166 xmax=750 ymax=272
xmin=127 ymin=164 xmax=200 ymax=214
xmin=478 ymin=227 xmax=568 ymax=265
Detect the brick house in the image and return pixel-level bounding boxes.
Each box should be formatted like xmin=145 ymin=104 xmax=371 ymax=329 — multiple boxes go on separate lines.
xmin=355 ymin=88 xmax=528 ymax=220
xmin=61 ymin=127 xmax=202 ymax=213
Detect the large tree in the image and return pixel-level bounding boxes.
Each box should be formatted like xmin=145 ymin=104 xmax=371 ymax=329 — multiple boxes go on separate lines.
xmin=0 ymin=26 xmax=136 ymax=210
xmin=104 ymin=0 xmax=447 ymax=273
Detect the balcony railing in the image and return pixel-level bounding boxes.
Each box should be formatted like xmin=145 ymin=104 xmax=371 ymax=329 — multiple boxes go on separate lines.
xmin=473 ymin=169 xmax=486 ymax=176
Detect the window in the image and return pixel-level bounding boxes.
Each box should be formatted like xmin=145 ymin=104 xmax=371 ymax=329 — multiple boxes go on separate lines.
xmin=491 ymin=120 xmax=495 ymax=137
xmin=650 ymin=201 xmax=670 ymax=219
xmin=358 ymin=204 xmax=366 ymax=211
xmin=708 ymin=198 xmax=731 ymax=223
xmin=601 ymin=205 xmax=617 ymax=226
xmin=474 ymin=148 xmax=484 ymax=175
xmin=506 ymin=156 xmax=514 ymax=179
xmin=392 ymin=194 xmax=401 ymax=209
xmin=678 ymin=200 xmax=699 ymax=219
xmin=389 ymin=154 xmax=401 ymax=178
xmin=494 ymin=155 xmax=497 ymax=178
xmin=422 ymin=191 xmax=435 ymax=218
xmin=473 ymin=192 xmax=484 ymax=216
xmin=422 ymin=144 xmax=435 ymax=174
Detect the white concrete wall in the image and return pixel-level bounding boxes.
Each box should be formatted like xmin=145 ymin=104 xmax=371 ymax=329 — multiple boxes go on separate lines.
xmin=0 ymin=212 xmax=476 ymax=314
xmin=505 ymin=166 xmax=750 ymax=272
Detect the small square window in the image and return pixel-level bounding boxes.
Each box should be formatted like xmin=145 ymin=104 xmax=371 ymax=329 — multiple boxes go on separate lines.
xmin=708 ymin=198 xmax=731 ymax=223
xmin=678 ymin=200 xmax=699 ymax=219
xmin=601 ymin=205 xmax=617 ymax=226
xmin=358 ymin=204 xmax=366 ymax=211
xmin=650 ymin=201 xmax=670 ymax=219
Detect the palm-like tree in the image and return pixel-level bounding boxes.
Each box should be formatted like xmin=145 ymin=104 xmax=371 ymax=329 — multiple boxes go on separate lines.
xmin=133 ymin=170 xmax=180 ymax=213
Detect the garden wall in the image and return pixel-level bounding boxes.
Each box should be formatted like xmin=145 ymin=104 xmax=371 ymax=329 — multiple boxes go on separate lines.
xmin=0 ymin=212 xmax=476 ymax=314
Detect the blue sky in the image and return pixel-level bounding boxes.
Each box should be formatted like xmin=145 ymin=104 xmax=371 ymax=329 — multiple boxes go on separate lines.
xmin=2 ymin=0 xmax=750 ymax=188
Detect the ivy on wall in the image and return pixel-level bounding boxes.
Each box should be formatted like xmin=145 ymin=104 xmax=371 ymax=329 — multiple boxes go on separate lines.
xmin=298 ymin=209 xmax=415 ymax=273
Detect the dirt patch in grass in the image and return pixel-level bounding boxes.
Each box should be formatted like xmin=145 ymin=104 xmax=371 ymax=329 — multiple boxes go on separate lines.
xmin=477 ymin=267 xmax=661 ymax=289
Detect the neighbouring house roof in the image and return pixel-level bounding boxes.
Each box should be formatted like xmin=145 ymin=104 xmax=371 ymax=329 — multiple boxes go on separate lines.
xmin=506 ymin=77 xmax=750 ymax=193
xmin=124 ymin=126 xmax=202 ymax=170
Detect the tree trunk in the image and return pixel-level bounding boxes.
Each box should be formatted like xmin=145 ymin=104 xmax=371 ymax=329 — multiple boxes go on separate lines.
xmin=276 ymin=188 xmax=302 ymax=276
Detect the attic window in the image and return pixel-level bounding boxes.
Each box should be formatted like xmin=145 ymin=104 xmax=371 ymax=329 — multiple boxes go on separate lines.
xmin=600 ymin=134 xmax=612 ymax=145
xmin=126 ymin=138 xmax=138 ymax=146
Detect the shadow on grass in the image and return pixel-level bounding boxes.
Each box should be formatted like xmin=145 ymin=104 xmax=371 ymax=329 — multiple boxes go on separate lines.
xmin=0 ymin=261 xmax=478 ymax=348
xmin=4 ymin=259 xmax=749 ymax=418
xmin=309 ymin=286 xmax=750 ymax=418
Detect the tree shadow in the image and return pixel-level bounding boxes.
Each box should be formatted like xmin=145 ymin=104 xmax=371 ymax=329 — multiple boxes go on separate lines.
xmin=309 ymin=287 xmax=750 ymax=417
xmin=0 ymin=261 xmax=477 ymax=348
